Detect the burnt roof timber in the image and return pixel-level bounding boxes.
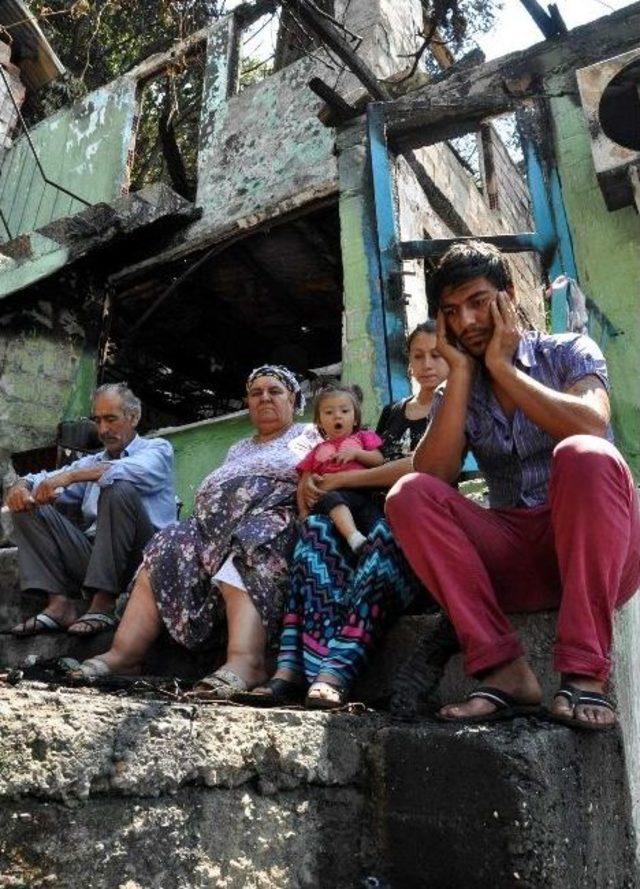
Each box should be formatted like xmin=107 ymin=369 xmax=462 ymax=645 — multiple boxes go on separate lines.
xmin=382 ymin=2 xmax=640 ymax=150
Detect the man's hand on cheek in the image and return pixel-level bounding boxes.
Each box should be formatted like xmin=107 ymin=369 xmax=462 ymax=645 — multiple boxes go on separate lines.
xmin=436 ymin=311 xmax=475 ymax=374
xmin=485 ymin=291 xmax=521 ymax=373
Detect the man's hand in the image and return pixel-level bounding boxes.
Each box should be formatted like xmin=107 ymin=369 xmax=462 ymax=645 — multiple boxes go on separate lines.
xmin=436 ymin=312 xmax=475 ymax=375
xmin=485 ymin=292 xmax=521 ymax=374
xmin=4 ymin=483 xmax=35 ymax=513
xmin=32 ymin=476 xmax=66 ymax=506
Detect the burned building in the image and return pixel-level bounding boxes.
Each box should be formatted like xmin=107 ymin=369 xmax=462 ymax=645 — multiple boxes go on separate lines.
xmin=0 ymin=0 xmax=541 ymax=511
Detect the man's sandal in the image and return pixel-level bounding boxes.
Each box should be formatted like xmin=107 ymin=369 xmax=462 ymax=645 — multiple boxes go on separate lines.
xmin=67 ymin=613 xmax=117 ymax=636
xmin=186 ymin=667 xmax=251 ymax=701
xmin=437 ymin=686 xmax=542 ymax=725
xmin=11 ymin=612 xmax=68 ymax=637
xmin=235 ymin=678 xmax=307 ymax=707
xmin=305 ymin=681 xmax=349 ymax=711
xmin=549 ymin=683 xmax=617 ymax=731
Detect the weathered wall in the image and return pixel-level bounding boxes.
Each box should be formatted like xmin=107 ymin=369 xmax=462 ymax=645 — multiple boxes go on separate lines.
xmin=486 ymin=125 xmax=533 ymax=235
xmin=401 ymin=141 xmax=543 ymax=327
xmin=0 ymin=303 xmax=86 ymax=457
xmin=195 ymin=55 xmax=337 ymax=240
xmin=338 ymin=0 xmax=422 ymax=81
xmin=0 ymin=77 xmax=137 ymax=243
xmin=549 ymin=89 xmax=640 ymax=476
xmin=192 ymin=0 xmax=423 ymax=248
xmin=337 ymin=125 xmax=391 ymax=425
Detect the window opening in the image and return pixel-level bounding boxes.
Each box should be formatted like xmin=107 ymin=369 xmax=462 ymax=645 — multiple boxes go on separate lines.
xmin=129 ymin=48 xmax=206 ymax=202
xmin=104 ymin=202 xmax=343 ymax=430
xmin=237 ymin=12 xmax=278 ymax=91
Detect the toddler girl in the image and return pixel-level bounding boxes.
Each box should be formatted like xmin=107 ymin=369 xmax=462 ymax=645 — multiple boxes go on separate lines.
xmin=296 ymin=384 xmax=383 ymax=552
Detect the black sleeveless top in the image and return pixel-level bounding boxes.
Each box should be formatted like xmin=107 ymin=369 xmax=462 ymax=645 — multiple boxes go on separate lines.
xmin=376 ymin=398 xmax=428 ymax=463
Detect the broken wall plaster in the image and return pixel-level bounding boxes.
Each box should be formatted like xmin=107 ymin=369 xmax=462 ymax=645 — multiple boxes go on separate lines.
xmin=0 ymin=78 xmax=138 ymax=244
xmin=548 ymin=83 xmax=640 ymax=478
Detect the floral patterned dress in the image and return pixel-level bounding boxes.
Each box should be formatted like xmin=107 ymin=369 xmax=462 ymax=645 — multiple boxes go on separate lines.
xmin=143 ymin=423 xmax=319 ymax=650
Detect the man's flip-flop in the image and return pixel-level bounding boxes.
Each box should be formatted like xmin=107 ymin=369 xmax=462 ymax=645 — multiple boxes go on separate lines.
xmin=67 ymin=613 xmax=117 ymax=636
xmin=548 ymin=683 xmax=616 ymax=732
xmin=437 ymin=685 xmax=542 ymax=725
xmin=11 ymin=612 xmax=67 ymax=637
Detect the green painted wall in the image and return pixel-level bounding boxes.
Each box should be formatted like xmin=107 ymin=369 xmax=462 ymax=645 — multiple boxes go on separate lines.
xmin=550 ymin=92 xmax=640 ymax=477
xmin=0 ymin=78 xmax=138 ymax=242
xmin=158 ymin=412 xmax=254 ymax=515
xmin=63 ymin=349 xmax=98 ymax=422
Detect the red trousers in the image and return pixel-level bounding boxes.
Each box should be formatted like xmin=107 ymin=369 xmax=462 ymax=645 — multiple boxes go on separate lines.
xmin=386 ymin=436 xmax=640 ymax=680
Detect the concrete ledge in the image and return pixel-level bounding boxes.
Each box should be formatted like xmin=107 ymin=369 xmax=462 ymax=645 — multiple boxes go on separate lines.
xmin=0 ymin=685 xmax=381 ymax=800
xmin=374 ymin=720 xmax=637 ymax=889
xmin=0 ymin=684 xmax=637 ymax=888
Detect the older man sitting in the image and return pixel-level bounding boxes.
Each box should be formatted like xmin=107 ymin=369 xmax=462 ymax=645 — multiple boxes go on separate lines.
xmin=4 ymin=383 xmax=175 ymax=637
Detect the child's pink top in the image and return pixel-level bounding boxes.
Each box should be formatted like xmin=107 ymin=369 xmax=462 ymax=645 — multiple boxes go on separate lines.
xmin=296 ymin=430 xmax=383 ymax=475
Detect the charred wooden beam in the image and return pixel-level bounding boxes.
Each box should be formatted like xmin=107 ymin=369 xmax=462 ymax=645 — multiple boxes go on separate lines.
xmin=384 ymin=2 xmax=640 ymax=149
xmin=281 ymin=0 xmax=471 ymax=235
xmin=309 ymin=77 xmax=360 ymax=125
xmin=519 ymin=0 xmax=567 ymax=39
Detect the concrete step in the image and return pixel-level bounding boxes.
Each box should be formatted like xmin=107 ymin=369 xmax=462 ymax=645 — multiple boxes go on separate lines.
xmin=0 ymin=682 xmax=636 ymax=888
xmin=0 ymin=548 xmax=215 ymax=679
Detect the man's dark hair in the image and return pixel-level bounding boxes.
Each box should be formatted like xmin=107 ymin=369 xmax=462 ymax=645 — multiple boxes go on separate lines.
xmin=428 ymin=240 xmax=514 ymax=309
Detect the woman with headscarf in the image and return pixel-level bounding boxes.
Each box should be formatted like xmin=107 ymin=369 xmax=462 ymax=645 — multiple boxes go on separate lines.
xmin=75 ymin=365 xmax=319 ymax=698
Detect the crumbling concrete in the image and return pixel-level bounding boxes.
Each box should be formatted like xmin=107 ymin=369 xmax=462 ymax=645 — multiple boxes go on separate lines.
xmin=0 ymin=683 xmax=636 ymax=888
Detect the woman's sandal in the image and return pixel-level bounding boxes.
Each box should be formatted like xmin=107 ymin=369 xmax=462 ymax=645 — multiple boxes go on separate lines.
xmin=69 ymin=657 xmax=142 ymax=680
xmin=548 ymin=683 xmax=617 ymax=731
xmin=185 ymin=667 xmax=251 ymax=701
xmin=305 ymin=680 xmax=349 ymax=711
xmin=235 ymin=678 xmax=307 ymax=707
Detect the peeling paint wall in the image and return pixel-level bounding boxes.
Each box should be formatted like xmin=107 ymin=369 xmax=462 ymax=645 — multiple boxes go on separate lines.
xmin=195 ymin=55 xmax=337 ymax=240
xmin=192 ymin=0 xmax=424 ymax=247
xmin=548 ymin=90 xmax=640 ymax=476
xmin=0 ymin=78 xmax=137 ymax=243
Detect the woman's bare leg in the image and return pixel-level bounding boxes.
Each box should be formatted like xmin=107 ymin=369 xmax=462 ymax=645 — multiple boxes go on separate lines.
xmin=91 ymin=568 xmax=162 ymax=673
xmin=203 ymin=582 xmax=268 ymax=687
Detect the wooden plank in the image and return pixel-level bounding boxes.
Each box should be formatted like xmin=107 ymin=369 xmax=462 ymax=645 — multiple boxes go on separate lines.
xmin=383 ymin=2 xmax=640 ymax=149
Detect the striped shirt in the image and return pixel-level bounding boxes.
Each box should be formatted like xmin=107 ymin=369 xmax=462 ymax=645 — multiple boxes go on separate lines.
xmin=431 ymin=331 xmax=612 ymax=509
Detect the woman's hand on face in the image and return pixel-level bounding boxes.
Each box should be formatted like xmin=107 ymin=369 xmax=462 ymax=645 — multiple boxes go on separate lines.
xmin=436 ymin=311 xmax=475 ymax=375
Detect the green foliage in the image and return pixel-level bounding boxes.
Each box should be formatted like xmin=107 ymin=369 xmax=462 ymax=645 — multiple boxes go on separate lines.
xmin=422 ymin=0 xmax=502 ymax=55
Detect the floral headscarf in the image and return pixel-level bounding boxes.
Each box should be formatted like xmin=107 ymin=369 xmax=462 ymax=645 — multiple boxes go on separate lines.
xmin=246 ymin=364 xmax=306 ymax=415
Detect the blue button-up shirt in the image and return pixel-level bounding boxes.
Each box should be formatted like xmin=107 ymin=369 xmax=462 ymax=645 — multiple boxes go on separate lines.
xmin=431 ymin=331 xmax=612 ymax=509
xmin=24 ymin=434 xmax=176 ymax=534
